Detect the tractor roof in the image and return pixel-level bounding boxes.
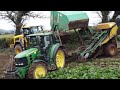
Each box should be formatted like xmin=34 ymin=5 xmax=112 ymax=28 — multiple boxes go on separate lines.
xmin=27 ymin=32 xmax=53 ymax=37
xmin=22 ymin=26 xmax=40 ymax=29
xmin=22 ymin=26 xmax=30 ymax=29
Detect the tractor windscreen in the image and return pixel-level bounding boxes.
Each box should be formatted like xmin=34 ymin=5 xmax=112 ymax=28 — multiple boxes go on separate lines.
xmin=28 ymin=36 xmax=44 ymax=49
xmin=22 ymin=28 xmax=30 ymax=35
xmin=30 ymin=27 xmax=41 ymax=34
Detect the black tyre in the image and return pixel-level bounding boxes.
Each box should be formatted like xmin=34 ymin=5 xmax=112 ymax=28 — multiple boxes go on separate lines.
xmin=14 ymin=44 xmax=23 ymax=54
xmin=27 ymin=62 xmax=47 ymax=79
xmin=104 ymin=43 xmax=117 ymax=56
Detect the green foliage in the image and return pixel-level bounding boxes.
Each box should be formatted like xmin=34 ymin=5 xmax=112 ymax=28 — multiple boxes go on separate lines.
xmin=0 ymin=34 xmax=14 ymax=39
xmin=44 ymin=58 xmax=120 ymax=79
xmin=5 ymin=32 xmax=9 ymax=35
xmin=0 ymin=34 xmax=14 ymax=48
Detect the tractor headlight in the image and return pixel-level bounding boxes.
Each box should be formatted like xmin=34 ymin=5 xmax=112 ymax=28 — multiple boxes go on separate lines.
xmin=15 ymin=57 xmax=28 ymax=67
xmin=16 ymin=63 xmax=24 ymax=66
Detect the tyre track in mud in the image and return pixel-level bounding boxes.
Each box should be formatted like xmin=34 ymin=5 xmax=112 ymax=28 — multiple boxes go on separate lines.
xmin=0 ymin=55 xmax=10 ymax=78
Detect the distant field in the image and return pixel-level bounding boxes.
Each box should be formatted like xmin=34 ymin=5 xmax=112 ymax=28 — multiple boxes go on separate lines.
xmin=0 ymin=34 xmax=14 ymax=39
xmin=0 ymin=34 xmax=14 ymax=49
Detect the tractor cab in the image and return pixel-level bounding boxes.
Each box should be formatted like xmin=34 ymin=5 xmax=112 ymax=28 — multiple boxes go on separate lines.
xmin=6 ymin=31 xmax=65 ymax=79
xmin=22 ymin=25 xmax=43 ymax=36
xmin=27 ymin=32 xmax=59 ymax=52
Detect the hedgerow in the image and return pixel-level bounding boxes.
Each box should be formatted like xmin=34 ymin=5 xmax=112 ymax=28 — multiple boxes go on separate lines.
xmin=0 ymin=35 xmax=14 ymax=48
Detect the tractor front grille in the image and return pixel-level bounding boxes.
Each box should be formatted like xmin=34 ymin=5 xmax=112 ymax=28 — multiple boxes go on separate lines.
xmin=15 ymin=57 xmax=28 ymax=67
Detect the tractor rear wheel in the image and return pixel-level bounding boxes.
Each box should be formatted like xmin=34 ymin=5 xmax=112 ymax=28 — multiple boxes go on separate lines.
xmin=27 ymin=62 xmax=47 ymax=79
xmin=14 ymin=44 xmax=23 ymax=54
xmin=104 ymin=43 xmax=117 ymax=56
xmin=54 ymin=48 xmax=65 ymax=69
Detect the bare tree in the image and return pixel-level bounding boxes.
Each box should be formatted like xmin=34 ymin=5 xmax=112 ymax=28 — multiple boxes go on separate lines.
xmin=101 ymin=11 xmax=120 ymax=23
xmin=101 ymin=11 xmax=110 ymax=23
xmin=111 ymin=11 xmax=120 ymax=21
xmin=0 ymin=11 xmax=47 ymax=35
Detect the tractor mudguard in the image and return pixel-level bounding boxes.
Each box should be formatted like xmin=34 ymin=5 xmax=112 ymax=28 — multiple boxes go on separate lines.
xmin=33 ymin=59 xmax=49 ymax=66
xmin=49 ymin=43 xmax=63 ymax=64
xmin=33 ymin=59 xmax=51 ymax=70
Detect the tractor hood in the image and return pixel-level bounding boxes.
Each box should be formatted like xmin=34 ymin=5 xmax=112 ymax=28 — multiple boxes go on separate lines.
xmin=14 ymin=48 xmax=38 ymax=58
xmin=50 ymin=11 xmax=89 ymax=31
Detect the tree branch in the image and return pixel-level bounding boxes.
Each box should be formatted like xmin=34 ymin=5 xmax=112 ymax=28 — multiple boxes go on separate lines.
xmin=0 ymin=11 xmax=48 ymax=35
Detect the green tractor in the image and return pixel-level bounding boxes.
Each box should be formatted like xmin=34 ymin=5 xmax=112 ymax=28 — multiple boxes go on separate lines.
xmin=6 ymin=31 xmax=65 ymax=79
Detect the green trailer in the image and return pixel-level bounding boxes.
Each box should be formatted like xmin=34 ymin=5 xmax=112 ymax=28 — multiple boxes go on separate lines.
xmin=50 ymin=11 xmax=92 ymax=46
xmin=51 ymin=11 xmax=89 ymax=31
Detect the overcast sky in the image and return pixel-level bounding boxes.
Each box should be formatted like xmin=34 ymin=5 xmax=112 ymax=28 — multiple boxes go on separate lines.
xmin=0 ymin=11 xmax=115 ymax=31
xmin=0 ymin=11 xmax=51 ymax=30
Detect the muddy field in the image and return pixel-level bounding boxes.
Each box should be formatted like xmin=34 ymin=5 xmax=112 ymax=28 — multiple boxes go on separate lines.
xmin=0 ymin=48 xmax=15 ymax=79
xmin=0 ymin=48 xmax=120 ymax=79
xmin=0 ymin=55 xmax=10 ymax=78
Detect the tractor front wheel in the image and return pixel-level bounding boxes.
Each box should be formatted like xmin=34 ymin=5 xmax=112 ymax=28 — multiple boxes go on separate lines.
xmin=104 ymin=43 xmax=117 ymax=57
xmin=54 ymin=48 xmax=65 ymax=69
xmin=27 ymin=62 xmax=47 ymax=79
xmin=14 ymin=44 xmax=23 ymax=54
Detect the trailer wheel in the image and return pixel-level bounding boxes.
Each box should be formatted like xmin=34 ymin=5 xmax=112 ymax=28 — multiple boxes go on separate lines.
xmin=104 ymin=43 xmax=117 ymax=56
xmin=27 ymin=62 xmax=47 ymax=79
xmin=54 ymin=48 xmax=65 ymax=69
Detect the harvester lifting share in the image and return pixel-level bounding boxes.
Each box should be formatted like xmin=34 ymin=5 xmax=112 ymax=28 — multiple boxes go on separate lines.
xmin=79 ymin=22 xmax=120 ymax=61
